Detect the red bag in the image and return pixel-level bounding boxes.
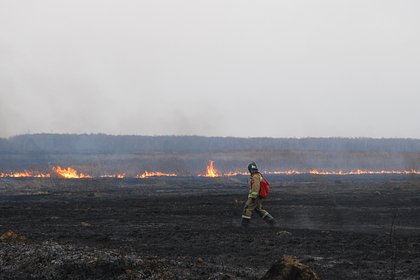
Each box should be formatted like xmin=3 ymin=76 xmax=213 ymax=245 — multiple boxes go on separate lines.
xmin=259 ymin=176 xmax=270 ymax=198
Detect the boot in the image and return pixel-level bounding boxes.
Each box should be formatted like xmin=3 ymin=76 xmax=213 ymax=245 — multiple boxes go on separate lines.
xmin=241 ymin=218 xmax=250 ymax=228
xmin=263 ymin=213 xmax=277 ymax=227
xmin=268 ymin=218 xmax=278 ymax=227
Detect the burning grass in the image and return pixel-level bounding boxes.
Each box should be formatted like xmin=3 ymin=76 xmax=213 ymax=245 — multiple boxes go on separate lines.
xmin=136 ymin=171 xmax=177 ymax=179
xmin=1 ymin=160 xmax=420 ymax=179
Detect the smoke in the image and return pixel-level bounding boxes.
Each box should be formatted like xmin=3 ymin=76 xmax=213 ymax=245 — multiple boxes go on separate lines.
xmin=1 ymin=1 xmax=420 ymax=138
xmin=0 ymin=43 xmax=21 ymax=138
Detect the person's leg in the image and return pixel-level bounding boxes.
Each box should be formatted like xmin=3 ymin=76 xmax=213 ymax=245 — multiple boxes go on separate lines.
xmin=255 ymin=199 xmax=277 ymax=226
xmin=241 ymin=197 xmax=257 ymax=227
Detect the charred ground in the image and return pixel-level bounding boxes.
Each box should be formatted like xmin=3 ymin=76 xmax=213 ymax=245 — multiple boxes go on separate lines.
xmin=1 ymin=175 xmax=419 ymax=279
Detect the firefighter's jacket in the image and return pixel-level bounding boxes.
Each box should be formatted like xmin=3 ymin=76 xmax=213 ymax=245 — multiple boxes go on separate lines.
xmin=248 ymin=173 xmax=262 ymax=199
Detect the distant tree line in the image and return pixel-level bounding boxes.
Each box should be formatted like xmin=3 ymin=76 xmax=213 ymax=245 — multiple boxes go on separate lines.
xmin=0 ymin=134 xmax=420 ymax=154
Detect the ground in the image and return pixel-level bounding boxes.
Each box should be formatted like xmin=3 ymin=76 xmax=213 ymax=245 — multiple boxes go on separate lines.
xmin=0 ymin=175 xmax=419 ymax=279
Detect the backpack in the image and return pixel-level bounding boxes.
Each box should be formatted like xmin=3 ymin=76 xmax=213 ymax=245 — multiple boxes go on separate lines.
xmin=259 ymin=176 xmax=270 ymax=198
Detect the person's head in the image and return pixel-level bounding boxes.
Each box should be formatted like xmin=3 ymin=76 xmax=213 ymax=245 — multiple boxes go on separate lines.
xmin=247 ymin=162 xmax=259 ymax=174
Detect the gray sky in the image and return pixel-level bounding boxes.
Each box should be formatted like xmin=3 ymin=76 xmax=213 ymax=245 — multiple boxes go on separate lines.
xmin=1 ymin=1 xmax=419 ymax=138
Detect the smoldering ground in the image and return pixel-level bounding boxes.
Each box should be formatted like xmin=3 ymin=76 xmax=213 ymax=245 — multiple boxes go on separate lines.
xmin=1 ymin=175 xmax=419 ymax=279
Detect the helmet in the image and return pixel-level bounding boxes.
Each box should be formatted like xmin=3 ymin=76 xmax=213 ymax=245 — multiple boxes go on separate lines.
xmin=248 ymin=162 xmax=259 ymax=173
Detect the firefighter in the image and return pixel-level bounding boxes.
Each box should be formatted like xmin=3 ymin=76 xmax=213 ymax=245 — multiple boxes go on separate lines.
xmin=241 ymin=162 xmax=277 ymax=227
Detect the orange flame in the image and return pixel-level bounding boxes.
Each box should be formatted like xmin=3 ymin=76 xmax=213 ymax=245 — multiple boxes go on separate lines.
xmin=221 ymin=168 xmax=420 ymax=176
xmin=200 ymin=160 xmax=221 ymax=177
xmin=1 ymin=165 xmax=420 ymax=179
xmin=223 ymin=171 xmax=248 ymax=176
xmin=100 ymin=174 xmax=126 ymax=178
xmin=136 ymin=171 xmax=177 ymax=178
xmin=265 ymin=169 xmax=420 ymax=175
xmin=0 ymin=171 xmax=51 ymax=178
xmin=52 ymin=166 xmax=92 ymax=178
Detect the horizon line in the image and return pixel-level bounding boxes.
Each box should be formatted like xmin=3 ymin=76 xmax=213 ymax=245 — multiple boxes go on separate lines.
xmin=2 ymin=133 xmax=420 ymax=141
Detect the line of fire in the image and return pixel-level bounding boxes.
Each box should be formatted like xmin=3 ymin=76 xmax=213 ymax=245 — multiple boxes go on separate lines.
xmin=1 ymin=160 xmax=419 ymax=179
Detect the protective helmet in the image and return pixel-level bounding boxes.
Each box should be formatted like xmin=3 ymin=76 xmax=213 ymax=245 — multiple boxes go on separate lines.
xmin=248 ymin=162 xmax=259 ymax=173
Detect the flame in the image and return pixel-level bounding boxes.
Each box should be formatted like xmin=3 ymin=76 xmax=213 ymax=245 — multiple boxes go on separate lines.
xmin=136 ymin=171 xmax=177 ymax=178
xmin=222 ymin=169 xmax=420 ymax=176
xmin=1 ymin=165 xmax=420 ymax=179
xmin=0 ymin=171 xmax=51 ymax=178
xmin=200 ymin=160 xmax=221 ymax=177
xmin=199 ymin=160 xmax=420 ymax=177
xmin=265 ymin=169 xmax=420 ymax=175
xmin=100 ymin=174 xmax=126 ymax=178
xmin=52 ymin=166 xmax=92 ymax=178
xmin=223 ymin=171 xmax=248 ymax=176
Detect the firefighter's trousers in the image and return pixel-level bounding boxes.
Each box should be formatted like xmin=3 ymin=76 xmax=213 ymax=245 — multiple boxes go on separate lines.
xmin=242 ymin=197 xmax=270 ymax=220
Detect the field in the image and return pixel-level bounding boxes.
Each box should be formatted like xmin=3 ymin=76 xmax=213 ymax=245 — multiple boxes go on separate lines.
xmin=1 ymin=175 xmax=419 ymax=279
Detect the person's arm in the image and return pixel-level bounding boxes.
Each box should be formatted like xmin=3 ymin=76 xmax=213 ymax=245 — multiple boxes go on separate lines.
xmin=249 ymin=174 xmax=261 ymax=199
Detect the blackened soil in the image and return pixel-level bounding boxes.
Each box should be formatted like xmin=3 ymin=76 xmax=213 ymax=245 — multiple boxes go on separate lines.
xmin=0 ymin=175 xmax=420 ymax=279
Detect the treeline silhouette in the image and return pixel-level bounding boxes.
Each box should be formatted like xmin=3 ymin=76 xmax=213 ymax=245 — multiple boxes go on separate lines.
xmin=1 ymin=134 xmax=420 ymax=154
xmin=0 ymin=134 xmax=419 ymax=174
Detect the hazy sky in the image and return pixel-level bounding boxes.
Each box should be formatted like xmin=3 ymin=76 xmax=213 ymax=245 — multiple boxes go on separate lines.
xmin=1 ymin=1 xmax=419 ymax=138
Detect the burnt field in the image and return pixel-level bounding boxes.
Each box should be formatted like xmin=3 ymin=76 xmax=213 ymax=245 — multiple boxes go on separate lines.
xmin=1 ymin=175 xmax=420 ymax=279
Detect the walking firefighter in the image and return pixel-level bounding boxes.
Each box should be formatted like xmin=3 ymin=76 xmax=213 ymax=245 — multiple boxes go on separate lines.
xmin=241 ymin=162 xmax=277 ymax=228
